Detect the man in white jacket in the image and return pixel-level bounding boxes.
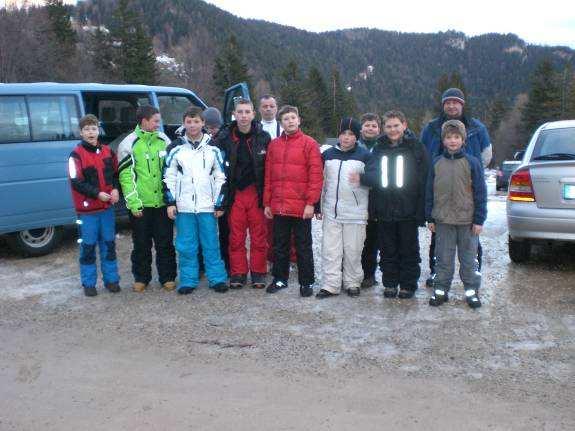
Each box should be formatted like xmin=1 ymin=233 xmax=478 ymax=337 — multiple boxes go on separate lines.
xmin=259 ymin=94 xmax=283 ymax=139
xmin=163 ymin=107 xmax=228 ymax=294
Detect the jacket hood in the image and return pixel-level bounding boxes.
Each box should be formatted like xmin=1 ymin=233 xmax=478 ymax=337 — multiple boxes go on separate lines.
xmin=135 ymin=124 xmax=159 ymax=139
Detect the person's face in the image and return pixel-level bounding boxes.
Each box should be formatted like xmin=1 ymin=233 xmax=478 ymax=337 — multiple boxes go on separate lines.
xmin=206 ymin=124 xmax=220 ymax=136
xmin=184 ymin=115 xmax=204 ymax=139
xmin=259 ymin=97 xmax=278 ymax=121
xmin=80 ymin=124 xmax=99 ymax=145
xmin=443 ymin=99 xmax=464 ymax=119
xmin=141 ymin=113 xmax=161 ymax=132
xmin=280 ymin=112 xmax=300 ymax=134
xmin=443 ymin=133 xmax=464 ymax=153
xmin=339 ymin=130 xmax=357 ymax=151
xmin=234 ymin=103 xmax=255 ymax=129
xmin=361 ymin=120 xmax=380 ymax=140
xmin=383 ymin=117 xmax=407 ymax=143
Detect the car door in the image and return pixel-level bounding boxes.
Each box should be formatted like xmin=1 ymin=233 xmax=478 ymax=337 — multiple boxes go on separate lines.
xmin=222 ymin=83 xmax=251 ymax=124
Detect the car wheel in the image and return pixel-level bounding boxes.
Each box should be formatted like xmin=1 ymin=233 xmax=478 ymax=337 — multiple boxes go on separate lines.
xmin=6 ymin=226 xmax=63 ymax=257
xmin=508 ymin=236 xmax=531 ymax=263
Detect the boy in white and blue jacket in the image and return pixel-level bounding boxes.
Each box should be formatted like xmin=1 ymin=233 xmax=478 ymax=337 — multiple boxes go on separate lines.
xmin=316 ymin=118 xmax=371 ymax=298
xmin=163 ymin=107 xmax=228 ymax=294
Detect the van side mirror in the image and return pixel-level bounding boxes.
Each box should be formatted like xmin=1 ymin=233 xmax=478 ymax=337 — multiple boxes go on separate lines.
xmin=514 ymin=150 xmax=525 ymax=161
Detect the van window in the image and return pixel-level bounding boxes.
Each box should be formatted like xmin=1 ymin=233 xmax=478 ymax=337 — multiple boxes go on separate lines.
xmin=0 ymin=96 xmax=31 ymax=143
xmin=82 ymin=92 xmax=151 ymax=149
xmin=157 ymin=94 xmax=201 ymax=138
xmin=28 ymin=95 xmax=80 ymax=142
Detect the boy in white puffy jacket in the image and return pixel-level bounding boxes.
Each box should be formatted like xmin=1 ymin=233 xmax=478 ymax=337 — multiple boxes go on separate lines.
xmin=316 ymin=118 xmax=372 ymax=298
xmin=163 ymin=107 xmax=228 ymax=294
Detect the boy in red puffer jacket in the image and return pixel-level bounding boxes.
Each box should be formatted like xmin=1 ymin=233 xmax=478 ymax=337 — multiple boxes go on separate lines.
xmin=263 ymin=105 xmax=323 ymax=297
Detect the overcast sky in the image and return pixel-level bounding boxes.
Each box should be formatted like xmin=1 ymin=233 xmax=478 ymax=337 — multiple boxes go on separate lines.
xmin=205 ymin=0 xmax=575 ymax=48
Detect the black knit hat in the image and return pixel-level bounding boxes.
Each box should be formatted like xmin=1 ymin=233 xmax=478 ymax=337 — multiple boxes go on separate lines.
xmin=338 ymin=117 xmax=361 ymax=140
xmin=441 ymin=88 xmax=465 ymax=105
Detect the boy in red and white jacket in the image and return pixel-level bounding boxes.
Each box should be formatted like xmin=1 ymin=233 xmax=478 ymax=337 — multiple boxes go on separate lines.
xmin=263 ymin=105 xmax=323 ymax=297
xmin=68 ymin=114 xmax=121 ymax=297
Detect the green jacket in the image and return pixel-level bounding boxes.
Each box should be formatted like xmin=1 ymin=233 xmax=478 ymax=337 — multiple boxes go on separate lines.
xmin=117 ymin=125 xmax=171 ymax=212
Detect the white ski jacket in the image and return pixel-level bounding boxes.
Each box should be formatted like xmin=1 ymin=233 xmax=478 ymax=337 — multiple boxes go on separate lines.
xmin=163 ymin=134 xmax=226 ymax=213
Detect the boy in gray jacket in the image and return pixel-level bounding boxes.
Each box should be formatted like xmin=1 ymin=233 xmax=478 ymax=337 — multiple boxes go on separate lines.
xmin=425 ymin=120 xmax=487 ymax=308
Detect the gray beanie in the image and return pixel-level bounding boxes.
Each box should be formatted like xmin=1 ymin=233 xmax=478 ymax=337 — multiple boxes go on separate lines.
xmin=441 ymin=119 xmax=466 ymax=141
xmin=203 ymin=107 xmax=223 ymax=127
xmin=441 ymin=88 xmax=465 ymax=105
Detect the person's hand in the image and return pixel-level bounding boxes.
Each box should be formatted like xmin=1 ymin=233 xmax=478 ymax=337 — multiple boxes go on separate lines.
xmin=472 ymin=224 xmax=483 ymax=235
xmin=348 ymin=172 xmax=360 ymax=185
xmin=215 ymin=210 xmax=224 ymax=218
xmin=315 ymin=213 xmax=323 ymax=220
xmin=167 ymin=206 xmax=177 ymax=220
xmin=132 ymin=210 xmax=143 ymax=218
xmin=428 ymin=222 xmax=435 ymax=233
xmin=302 ymin=204 xmax=314 ymax=219
xmin=110 ymin=189 xmax=120 ymax=204
xmin=98 ymin=192 xmax=111 ymax=202
xmin=264 ymin=206 xmax=273 ymax=219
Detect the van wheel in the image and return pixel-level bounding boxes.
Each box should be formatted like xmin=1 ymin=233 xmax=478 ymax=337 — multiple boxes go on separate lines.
xmin=6 ymin=226 xmax=63 ymax=257
xmin=508 ymin=236 xmax=531 ymax=263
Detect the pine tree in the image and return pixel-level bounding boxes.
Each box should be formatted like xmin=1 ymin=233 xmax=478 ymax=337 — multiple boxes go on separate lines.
xmin=91 ymin=27 xmax=118 ymax=82
xmin=277 ymin=60 xmax=324 ymax=140
xmin=485 ymin=97 xmax=509 ymax=133
xmin=305 ymin=66 xmax=332 ymax=136
xmin=328 ymin=66 xmax=357 ymax=136
xmin=521 ymin=59 xmax=562 ymax=137
xmin=212 ymin=34 xmax=251 ymax=96
xmin=111 ymin=0 xmax=157 ymax=84
xmin=560 ymin=64 xmax=575 ymax=119
xmin=46 ymin=0 xmax=78 ymax=81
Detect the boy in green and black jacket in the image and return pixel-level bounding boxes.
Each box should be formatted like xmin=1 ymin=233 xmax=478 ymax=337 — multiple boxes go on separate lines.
xmin=118 ymin=105 xmax=176 ymax=292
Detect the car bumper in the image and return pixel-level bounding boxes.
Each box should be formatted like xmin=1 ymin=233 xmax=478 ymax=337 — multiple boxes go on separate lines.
xmin=507 ymin=201 xmax=575 ymax=242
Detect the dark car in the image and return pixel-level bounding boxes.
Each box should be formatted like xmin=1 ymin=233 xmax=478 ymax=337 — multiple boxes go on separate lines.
xmin=496 ymin=160 xmax=522 ymax=191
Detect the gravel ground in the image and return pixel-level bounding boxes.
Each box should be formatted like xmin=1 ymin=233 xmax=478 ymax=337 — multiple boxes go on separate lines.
xmin=0 ymin=193 xmax=574 ymax=430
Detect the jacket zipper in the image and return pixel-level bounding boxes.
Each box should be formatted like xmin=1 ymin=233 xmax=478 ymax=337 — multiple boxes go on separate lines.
xmin=281 ymin=136 xmax=288 ymax=215
xmin=352 ymin=190 xmax=359 ymax=206
xmin=334 ymin=160 xmax=343 ymax=218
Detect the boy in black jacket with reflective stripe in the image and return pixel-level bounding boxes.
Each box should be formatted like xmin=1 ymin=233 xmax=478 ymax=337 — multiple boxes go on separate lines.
xmin=353 ymin=110 xmax=429 ymax=298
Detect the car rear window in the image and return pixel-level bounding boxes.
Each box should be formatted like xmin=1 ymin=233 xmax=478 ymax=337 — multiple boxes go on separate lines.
xmin=531 ymin=128 xmax=575 ymax=160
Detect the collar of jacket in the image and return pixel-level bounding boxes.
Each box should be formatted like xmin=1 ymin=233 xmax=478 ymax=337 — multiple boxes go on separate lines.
xmin=335 ymin=142 xmax=358 ymax=153
xmin=376 ymin=133 xmax=417 ymax=149
xmin=184 ymin=133 xmax=210 ymax=150
xmin=281 ymin=129 xmax=304 ymax=141
xmin=135 ymin=124 xmax=158 ymax=141
xmin=81 ymin=140 xmax=103 ymax=153
xmin=442 ymin=148 xmax=466 ymax=160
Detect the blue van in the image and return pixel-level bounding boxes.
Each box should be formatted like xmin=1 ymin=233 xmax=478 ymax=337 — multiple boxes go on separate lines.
xmin=0 ymin=82 xmax=249 ymax=256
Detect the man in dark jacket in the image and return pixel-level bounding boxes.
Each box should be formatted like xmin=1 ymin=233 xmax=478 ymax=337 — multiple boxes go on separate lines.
xmin=356 ymin=110 xmax=429 ymax=298
xmin=420 ymin=88 xmax=492 ymax=286
xmin=214 ymin=98 xmax=270 ymax=289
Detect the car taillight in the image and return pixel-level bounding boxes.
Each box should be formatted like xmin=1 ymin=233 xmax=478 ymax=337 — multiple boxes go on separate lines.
xmin=508 ymin=168 xmax=536 ymax=202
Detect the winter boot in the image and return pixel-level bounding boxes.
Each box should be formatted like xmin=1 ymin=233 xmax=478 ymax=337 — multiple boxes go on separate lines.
xmin=132 ymin=282 xmax=147 ymax=293
xmin=299 ymin=284 xmax=314 ymax=297
xmin=360 ymin=276 xmax=376 ymax=289
xmin=105 ymin=282 xmax=121 ymax=293
xmin=266 ymin=279 xmax=288 ymax=294
xmin=251 ymin=272 xmax=267 ymax=289
xmin=83 ymin=286 xmax=97 ymax=297
xmin=429 ymin=288 xmax=449 ymax=306
xmin=229 ymin=274 xmax=247 ymax=289
xmin=465 ymin=289 xmax=482 ymax=309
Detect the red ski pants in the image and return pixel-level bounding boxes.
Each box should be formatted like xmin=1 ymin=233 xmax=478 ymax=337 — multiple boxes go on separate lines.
xmin=228 ymin=185 xmax=268 ymax=275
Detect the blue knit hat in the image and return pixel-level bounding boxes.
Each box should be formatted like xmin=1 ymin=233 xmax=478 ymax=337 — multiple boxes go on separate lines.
xmin=441 ymin=88 xmax=465 ymax=105
xmin=203 ymin=107 xmax=223 ymax=127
